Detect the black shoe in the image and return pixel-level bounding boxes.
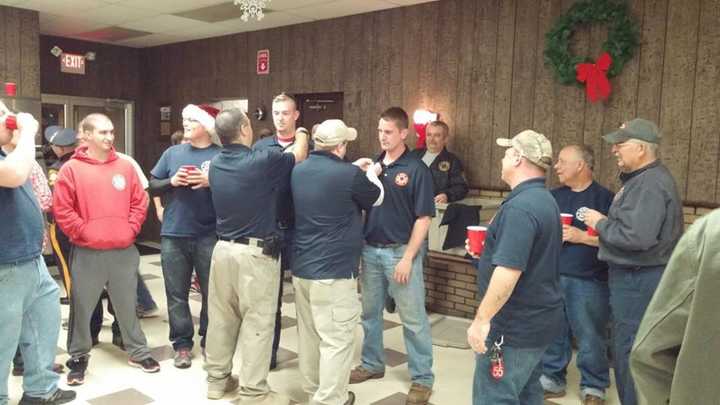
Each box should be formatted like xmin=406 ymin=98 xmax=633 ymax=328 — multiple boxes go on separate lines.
xmin=65 ymin=357 xmax=88 ymax=386
xmin=345 ymin=391 xmax=356 ymax=405
xmin=112 ymin=332 xmax=125 ymax=351
xmin=128 ymin=357 xmax=160 ymax=373
xmin=19 ymin=388 xmax=76 ymax=404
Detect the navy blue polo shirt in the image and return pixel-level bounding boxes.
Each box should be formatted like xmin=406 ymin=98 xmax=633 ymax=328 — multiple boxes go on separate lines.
xmin=475 ymin=178 xmax=564 ymax=348
xmin=150 ymin=143 xmax=221 ymax=237
xmin=552 ymin=181 xmax=614 ymax=279
xmin=364 ymin=147 xmax=435 ymax=245
xmin=292 ymin=151 xmax=380 ymax=279
xmin=209 ymin=143 xmax=295 ymax=240
xmin=0 ymin=152 xmax=44 ymax=264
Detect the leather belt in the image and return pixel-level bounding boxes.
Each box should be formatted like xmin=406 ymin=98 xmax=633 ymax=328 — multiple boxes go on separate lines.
xmin=218 ymin=236 xmax=265 ymax=248
xmin=366 ymin=241 xmax=402 ymax=248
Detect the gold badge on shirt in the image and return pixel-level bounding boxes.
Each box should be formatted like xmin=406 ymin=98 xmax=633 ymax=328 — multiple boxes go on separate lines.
xmin=438 ymin=161 xmax=451 ymax=172
xmin=48 ymin=169 xmax=58 ymax=187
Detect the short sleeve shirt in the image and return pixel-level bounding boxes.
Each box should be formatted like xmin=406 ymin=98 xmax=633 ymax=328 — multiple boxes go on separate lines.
xmin=209 ymin=143 xmax=295 ymax=240
xmin=475 ymin=178 xmax=564 ymax=348
xmin=150 ymin=143 xmax=221 ymax=237
xmin=364 ymin=147 xmax=435 ymax=245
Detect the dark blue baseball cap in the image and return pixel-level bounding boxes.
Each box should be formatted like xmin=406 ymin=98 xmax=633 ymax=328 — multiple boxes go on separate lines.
xmin=44 ymin=126 xmax=77 ymax=146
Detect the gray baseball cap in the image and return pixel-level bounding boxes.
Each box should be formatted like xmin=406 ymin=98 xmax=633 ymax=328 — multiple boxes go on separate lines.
xmin=603 ymin=118 xmax=660 ymax=144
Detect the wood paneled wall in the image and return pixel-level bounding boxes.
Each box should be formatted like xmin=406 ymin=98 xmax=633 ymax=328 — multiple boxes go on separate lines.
xmin=0 ymin=6 xmax=40 ymax=98
xmin=134 ymin=0 xmax=719 ymax=206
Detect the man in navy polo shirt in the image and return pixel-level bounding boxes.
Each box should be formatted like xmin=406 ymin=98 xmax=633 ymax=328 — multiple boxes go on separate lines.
xmin=253 ymin=92 xmax=307 ymax=370
xmin=350 ymin=107 xmax=436 ymax=405
xmin=541 ymin=145 xmax=614 ymax=405
xmin=466 ymin=129 xmax=563 ymax=405
xmin=204 ymin=108 xmax=307 ymax=403
xmin=150 ymin=104 xmax=221 ymax=369
xmin=0 ymin=105 xmax=75 ymax=405
xmin=292 ymin=119 xmax=383 ymax=405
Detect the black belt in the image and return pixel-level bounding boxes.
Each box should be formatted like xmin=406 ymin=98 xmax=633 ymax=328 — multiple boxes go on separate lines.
xmin=218 ymin=236 xmax=265 ymax=248
xmin=366 ymin=241 xmax=403 ymax=248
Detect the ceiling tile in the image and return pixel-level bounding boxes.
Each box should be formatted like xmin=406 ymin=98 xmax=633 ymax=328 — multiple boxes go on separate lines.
xmin=19 ymin=0 xmax=105 ymax=16
xmin=39 ymin=14 xmax=108 ymax=36
xmin=173 ymin=2 xmax=250 ymax=23
xmin=287 ymin=0 xmax=397 ymax=20
xmin=114 ymin=33 xmax=186 ymax=48
xmin=76 ymin=26 xmax=152 ymax=42
xmin=119 ymin=14 xmax=206 ymax=34
xmin=265 ymin=0 xmax=335 ymax=11
xmin=79 ymin=4 xmax=155 ymax=25
xmin=386 ymin=0 xmax=438 ymax=5
xmin=0 ymin=0 xmax=29 ymax=6
xmin=111 ymin=0 xmax=226 ymax=14
xmin=219 ymin=10 xmax=314 ymax=32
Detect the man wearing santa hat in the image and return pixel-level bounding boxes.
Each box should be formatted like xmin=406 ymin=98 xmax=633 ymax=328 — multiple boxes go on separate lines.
xmin=150 ymin=103 xmax=222 ymax=369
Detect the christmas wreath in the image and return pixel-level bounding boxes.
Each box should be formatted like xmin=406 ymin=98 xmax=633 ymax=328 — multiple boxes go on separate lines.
xmin=544 ymin=0 xmax=639 ymax=102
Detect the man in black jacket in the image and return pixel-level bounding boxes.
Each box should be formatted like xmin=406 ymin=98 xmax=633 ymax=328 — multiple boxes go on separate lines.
xmin=411 ymin=120 xmax=468 ymax=204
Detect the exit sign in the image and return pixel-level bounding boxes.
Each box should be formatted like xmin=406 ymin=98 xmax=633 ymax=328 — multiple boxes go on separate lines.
xmin=60 ymin=53 xmax=86 ymax=75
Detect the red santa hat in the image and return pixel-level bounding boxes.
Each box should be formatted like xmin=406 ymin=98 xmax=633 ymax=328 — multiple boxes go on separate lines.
xmin=182 ymin=104 xmax=222 ymax=145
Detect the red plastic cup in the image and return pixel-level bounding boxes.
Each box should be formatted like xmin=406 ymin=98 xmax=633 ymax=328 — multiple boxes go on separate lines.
xmin=560 ymin=213 xmax=573 ymax=225
xmin=587 ymin=226 xmax=598 ymax=236
xmin=467 ymin=225 xmax=487 ymax=256
xmin=3 ymin=115 xmax=17 ymax=130
xmin=5 ymin=82 xmax=17 ymax=97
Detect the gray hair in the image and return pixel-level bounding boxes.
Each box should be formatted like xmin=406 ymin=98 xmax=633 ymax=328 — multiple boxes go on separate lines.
xmin=566 ymin=144 xmax=595 ymax=171
xmin=628 ymin=139 xmax=658 ymax=157
xmin=214 ymin=108 xmax=249 ymax=145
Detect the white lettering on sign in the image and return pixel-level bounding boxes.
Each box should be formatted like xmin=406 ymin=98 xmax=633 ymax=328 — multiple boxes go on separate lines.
xmin=60 ymin=53 xmax=86 ymax=75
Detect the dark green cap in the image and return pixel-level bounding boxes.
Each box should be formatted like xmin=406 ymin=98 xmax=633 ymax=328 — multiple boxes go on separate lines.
xmin=603 ymin=118 xmax=660 ymax=144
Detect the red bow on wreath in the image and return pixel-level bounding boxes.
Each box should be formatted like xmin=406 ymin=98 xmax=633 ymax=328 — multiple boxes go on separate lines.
xmin=576 ymin=52 xmax=613 ymax=102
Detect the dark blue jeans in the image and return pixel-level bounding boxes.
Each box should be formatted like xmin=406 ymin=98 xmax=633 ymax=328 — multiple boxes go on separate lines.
xmin=473 ymin=344 xmax=548 ymax=405
xmin=161 ymin=235 xmax=216 ymax=351
xmin=608 ymin=265 xmax=664 ymax=405
xmin=541 ymin=275 xmax=610 ymax=399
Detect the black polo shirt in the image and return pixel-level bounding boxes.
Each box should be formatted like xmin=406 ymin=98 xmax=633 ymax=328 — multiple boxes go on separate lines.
xmin=209 ymin=143 xmax=295 ymax=240
xmin=292 ymin=151 xmax=380 ymax=279
xmin=253 ymin=135 xmax=313 ymax=230
xmin=475 ymin=178 xmax=564 ymax=348
xmin=364 ymin=147 xmax=435 ymax=245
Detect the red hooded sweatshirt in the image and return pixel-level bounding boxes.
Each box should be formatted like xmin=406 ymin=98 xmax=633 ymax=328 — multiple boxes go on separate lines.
xmin=52 ymin=145 xmax=148 ymax=250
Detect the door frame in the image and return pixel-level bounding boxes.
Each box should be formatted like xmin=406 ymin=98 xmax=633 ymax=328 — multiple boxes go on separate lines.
xmin=41 ymin=94 xmax=135 ymax=157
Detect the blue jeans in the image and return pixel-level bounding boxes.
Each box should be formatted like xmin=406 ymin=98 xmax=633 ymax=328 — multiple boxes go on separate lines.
xmin=0 ymin=257 xmax=61 ymax=405
xmin=541 ymin=275 xmax=610 ymax=399
xmin=608 ymin=265 xmax=664 ymax=405
xmin=136 ymin=270 xmax=157 ymax=311
xmin=360 ymin=244 xmax=434 ymax=388
xmin=473 ymin=344 xmax=547 ymax=405
xmin=161 ymin=235 xmax=216 ymax=350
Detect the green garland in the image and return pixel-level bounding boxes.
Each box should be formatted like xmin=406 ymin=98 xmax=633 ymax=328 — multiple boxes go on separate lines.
xmin=544 ymin=0 xmax=640 ymax=85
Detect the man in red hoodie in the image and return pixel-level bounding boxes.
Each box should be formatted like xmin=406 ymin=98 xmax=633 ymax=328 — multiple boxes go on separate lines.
xmin=52 ymin=113 xmax=160 ymax=386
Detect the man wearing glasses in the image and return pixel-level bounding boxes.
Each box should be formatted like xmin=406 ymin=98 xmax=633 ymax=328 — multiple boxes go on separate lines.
xmin=583 ymin=119 xmax=683 ymax=405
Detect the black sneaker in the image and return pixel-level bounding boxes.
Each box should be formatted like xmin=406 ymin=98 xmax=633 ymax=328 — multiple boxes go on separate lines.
xmin=65 ymin=357 xmax=88 ymax=386
xmin=128 ymin=357 xmax=160 ymax=373
xmin=19 ymin=388 xmax=76 ymax=405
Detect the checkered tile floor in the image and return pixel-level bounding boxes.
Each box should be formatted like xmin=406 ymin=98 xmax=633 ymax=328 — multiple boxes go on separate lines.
xmin=7 ymin=253 xmax=619 ymax=404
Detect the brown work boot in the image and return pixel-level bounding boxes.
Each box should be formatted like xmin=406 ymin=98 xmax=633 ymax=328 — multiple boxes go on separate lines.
xmin=544 ymin=389 xmax=566 ymax=399
xmin=406 ymin=383 xmax=432 ymax=404
xmin=583 ymin=394 xmax=605 ymax=405
xmin=349 ymin=366 xmax=384 ymax=384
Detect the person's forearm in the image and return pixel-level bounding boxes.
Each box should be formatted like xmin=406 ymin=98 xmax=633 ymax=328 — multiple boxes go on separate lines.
xmin=581 ymin=232 xmax=599 ymax=247
xmin=149 ymin=177 xmax=172 ymax=196
xmin=0 ymin=127 xmax=35 ymax=187
xmin=402 ymin=216 xmax=431 ymax=261
xmin=475 ymin=266 xmax=521 ymax=323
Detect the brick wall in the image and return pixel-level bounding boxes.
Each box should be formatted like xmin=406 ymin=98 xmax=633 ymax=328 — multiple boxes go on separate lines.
xmin=423 ymin=189 xmax=717 ymax=320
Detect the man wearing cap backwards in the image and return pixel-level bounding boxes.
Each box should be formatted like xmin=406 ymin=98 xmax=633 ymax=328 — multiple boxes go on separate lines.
xmin=466 ymin=130 xmax=563 ymax=405
xmin=253 ymin=92 xmax=310 ymax=370
xmin=410 ymin=120 xmax=469 ymax=204
xmin=540 ymin=145 xmax=614 ymax=405
xmin=583 ymin=118 xmax=683 ymax=405
xmin=0 ymin=102 xmax=76 ymax=405
xmin=204 ymin=108 xmax=307 ymax=403
xmin=292 ymin=119 xmax=383 ymax=405
xmin=350 ymin=107 xmax=436 ymax=405
xmin=150 ymin=103 xmax=222 ymax=369
xmin=53 ymin=113 xmax=160 ymax=385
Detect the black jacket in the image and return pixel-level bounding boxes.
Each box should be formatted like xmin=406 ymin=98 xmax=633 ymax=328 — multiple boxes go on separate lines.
xmin=410 ymin=147 xmax=469 ymax=202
